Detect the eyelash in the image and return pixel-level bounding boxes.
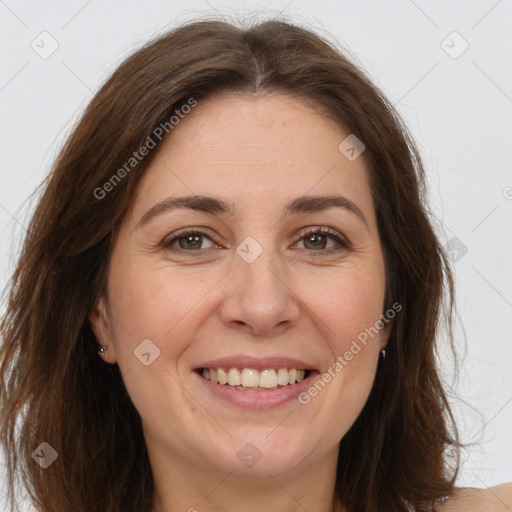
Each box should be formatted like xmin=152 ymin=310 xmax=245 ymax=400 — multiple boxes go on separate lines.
xmin=161 ymin=226 xmax=350 ymax=256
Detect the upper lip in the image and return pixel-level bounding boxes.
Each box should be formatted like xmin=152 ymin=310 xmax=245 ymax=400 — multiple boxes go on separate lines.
xmin=194 ymin=355 xmax=316 ymax=371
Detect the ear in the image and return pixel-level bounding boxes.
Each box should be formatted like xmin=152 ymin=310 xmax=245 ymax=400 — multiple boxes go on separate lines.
xmin=379 ymin=317 xmax=393 ymax=352
xmin=88 ymin=296 xmax=117 ymax=364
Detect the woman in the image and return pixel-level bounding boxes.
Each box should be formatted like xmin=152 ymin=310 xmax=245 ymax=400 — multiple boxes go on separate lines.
xmin=0 ymin=18 xmax=510 ymax=512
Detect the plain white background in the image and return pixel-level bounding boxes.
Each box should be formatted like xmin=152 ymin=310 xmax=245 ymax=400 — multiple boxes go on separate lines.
xmin=1 ymin=0 xmax=511 ymax=507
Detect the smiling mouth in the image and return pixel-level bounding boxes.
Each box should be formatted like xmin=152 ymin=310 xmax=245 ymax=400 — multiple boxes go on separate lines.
xmin=196 ymin=367 xmax=313 ymax=391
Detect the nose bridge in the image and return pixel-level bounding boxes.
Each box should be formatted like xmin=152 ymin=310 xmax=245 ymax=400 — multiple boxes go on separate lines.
xmin=236 ymin=240 xmax=288 ymax=310
xmin=220 ymin=237 xmax=300 ymax=335
xmin=239 ymin=244 xmax=283 ymax=297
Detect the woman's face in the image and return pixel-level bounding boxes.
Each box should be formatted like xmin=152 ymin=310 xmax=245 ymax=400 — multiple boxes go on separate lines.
xmin=90 ymin=91 xmax=391 ymax=479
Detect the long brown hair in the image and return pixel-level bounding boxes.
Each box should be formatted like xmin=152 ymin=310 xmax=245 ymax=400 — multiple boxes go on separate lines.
xmin=0 ymin=17 xmax=461 ymax=512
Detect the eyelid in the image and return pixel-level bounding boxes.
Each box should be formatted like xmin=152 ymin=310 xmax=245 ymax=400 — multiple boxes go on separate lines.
xmin=161 ymin=225 xmax=351 ymax=254
xmin=161 ymin=226 xmax=222 ymax=249
xmin=295 ymin=226 xmax=351 ymax=248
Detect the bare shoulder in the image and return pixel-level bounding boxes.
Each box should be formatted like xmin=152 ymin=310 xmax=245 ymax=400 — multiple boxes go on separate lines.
xmin=439 ymin=483 xmax=512 ymax=512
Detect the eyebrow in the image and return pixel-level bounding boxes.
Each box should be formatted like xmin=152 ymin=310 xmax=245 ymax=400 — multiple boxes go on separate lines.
xmin=137 ymin=194 xmax=369 ymax=228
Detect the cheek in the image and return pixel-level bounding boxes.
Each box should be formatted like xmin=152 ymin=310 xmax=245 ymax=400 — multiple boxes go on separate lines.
xmin=106 ymin=256 xmax=213 ymax=365
xmin=303 ymin=280 xmax=382 ymax=434
xmin=299 ymin=266 xmax=384 ymax=419
xmin=305 ymin=266 xmax=386 ymax=350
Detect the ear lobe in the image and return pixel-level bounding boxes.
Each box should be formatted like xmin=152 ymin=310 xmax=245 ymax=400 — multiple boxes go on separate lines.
xmin=88 ymin=297 xmax=117 ymax=364
xmin=379 ymin=318 xmax=393 ymax=351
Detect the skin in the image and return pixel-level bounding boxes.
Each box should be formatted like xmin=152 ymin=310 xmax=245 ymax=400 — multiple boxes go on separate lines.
xmin=440 ymin=483 xmax=512 ymax=511
xmin=89 ymin=91 xmax=511 ymax=511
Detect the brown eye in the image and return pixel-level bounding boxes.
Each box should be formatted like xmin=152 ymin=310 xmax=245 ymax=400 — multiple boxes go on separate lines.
xmin=162 ymin=229 xmax=217 ymax=253
xmin=296 ymin=227 xmax=350 ymax=253
xmin=303 ymin=232 xmax=328 ymax=250
xmin=177 ymin=234 xmax=204 ymax=250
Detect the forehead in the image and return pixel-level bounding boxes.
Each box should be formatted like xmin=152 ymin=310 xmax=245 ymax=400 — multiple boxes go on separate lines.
xmin=132 ymin=91 xmax=375 ymax=224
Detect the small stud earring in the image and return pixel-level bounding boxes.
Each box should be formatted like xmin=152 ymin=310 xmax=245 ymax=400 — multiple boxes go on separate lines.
xmin=98 ymin=345 xmax=107 ymax=357
xmin=381 ymin=349 xmax=386 ymax=359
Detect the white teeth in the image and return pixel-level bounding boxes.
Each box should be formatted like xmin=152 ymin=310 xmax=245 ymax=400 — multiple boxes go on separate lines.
xmin=200 ymin=367 xmax=309 ymax=388
xmin=259 ymin=369 xmax=278 ymax=388
xmin=227 ymin=368 xmax=241 ymax=386
xmin=277 ymin=368 xmax=289 ymax=386
xmin=217 ymin=368 xmax=228 ymax=385
xmin=241 ymin=368 xmax=259 ymax=387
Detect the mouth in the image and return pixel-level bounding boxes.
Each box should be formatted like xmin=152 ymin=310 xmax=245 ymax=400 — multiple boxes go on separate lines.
xmin=192 ymin=356 xmax=319 ymax=409
xmin=195 ymin=367 xmax=314 ymax=391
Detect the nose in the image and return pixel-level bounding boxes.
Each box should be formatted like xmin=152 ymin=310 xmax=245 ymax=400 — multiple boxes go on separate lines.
xmin=219 ymin=248 xmax=301 ymax=337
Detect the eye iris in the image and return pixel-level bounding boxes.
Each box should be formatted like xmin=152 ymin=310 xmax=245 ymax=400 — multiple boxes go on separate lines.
xmin=304 ymin=233 xmax=326 ymax=250
xmin=179 ymin=234 xmax=202 ymax=250
xmin=170 ymin=230 xmax=338 ymax=252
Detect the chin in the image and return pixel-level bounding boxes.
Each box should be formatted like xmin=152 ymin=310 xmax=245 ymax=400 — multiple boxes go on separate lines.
xmin=207 ymin=429 xmax=325 ymax=477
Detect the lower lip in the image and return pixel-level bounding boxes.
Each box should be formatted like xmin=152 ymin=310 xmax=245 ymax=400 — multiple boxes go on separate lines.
xmin=194 ymin=370 xmax=319 ymax=410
